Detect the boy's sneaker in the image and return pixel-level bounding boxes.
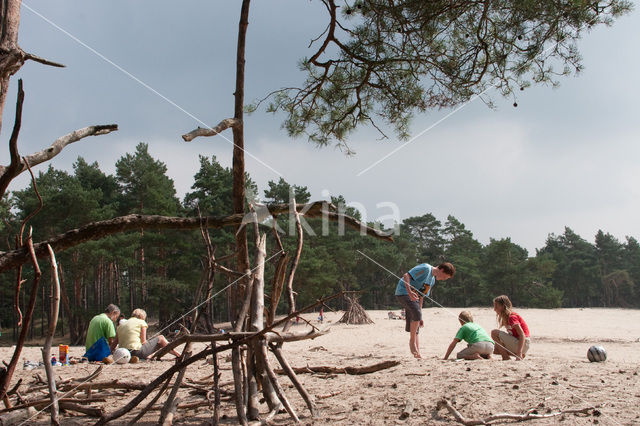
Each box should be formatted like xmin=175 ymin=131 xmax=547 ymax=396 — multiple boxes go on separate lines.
xmin=102 ymin=355 xmax=114 ymax=364
xmin=130 ymin=356 xmax=139 ymax=364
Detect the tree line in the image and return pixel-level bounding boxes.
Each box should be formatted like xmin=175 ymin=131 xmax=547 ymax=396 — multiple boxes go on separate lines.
xmin=1 ymin=142 xmax=638 ymax=344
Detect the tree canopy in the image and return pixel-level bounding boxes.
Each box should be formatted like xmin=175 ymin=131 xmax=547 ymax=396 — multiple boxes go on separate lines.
xmin=267 ymin=0 xmax=631 ymax=149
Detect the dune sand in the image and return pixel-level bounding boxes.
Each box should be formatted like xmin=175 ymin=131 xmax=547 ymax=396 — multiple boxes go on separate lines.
xmin=1 ymin=307 xmax=639 ymax=425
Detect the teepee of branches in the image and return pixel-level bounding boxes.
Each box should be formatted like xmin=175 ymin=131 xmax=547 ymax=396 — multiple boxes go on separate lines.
xmin=338 ymin=295 xmax=374 ymax=325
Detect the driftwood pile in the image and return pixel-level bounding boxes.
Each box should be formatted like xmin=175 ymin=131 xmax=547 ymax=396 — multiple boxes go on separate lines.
xmin=338 ymin=295 xmax=374 ymax=325
xmin=0 ymin=197 xmax=394 ymax=425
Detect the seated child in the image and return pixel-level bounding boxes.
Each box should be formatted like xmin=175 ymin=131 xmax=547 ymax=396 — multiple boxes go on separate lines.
xmin=443 ymin=311 xmax=494 ymax=360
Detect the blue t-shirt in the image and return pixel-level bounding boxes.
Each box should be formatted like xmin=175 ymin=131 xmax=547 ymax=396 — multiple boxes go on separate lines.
xmin=395 ymin=264 xmax=435 ymax=296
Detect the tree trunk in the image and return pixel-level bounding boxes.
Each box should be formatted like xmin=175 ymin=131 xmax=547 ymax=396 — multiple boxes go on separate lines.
xmin=231 ymin=0 xmax=251 ymax=324
xmin=0 ymin=0 xmax=23 ymax=135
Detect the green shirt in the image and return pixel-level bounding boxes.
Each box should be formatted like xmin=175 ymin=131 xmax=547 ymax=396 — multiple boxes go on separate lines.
xmin=85 ymin=313 xmax=116 ymax=351
xmin=455 ymin=322 xmax=493 ymax=345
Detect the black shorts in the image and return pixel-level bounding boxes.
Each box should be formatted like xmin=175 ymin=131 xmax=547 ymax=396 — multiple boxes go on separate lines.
xmin=396 ymin=295 xmax=421 ymax=333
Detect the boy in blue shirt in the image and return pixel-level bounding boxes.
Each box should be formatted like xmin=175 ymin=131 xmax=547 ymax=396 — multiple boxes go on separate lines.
xmin=395 ymin=262 xmax=455 ymax=359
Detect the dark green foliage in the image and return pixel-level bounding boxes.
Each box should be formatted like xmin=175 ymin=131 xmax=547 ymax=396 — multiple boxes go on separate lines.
xmin=266 ymin=0 xmax=632 ymax=148
xmin=263 ymin=177 xmax=310 ymax=204
xmin=116 ymin=142 xmax=181 ymax=216
xmin=4 ymin=155 xmax=640 ymax=344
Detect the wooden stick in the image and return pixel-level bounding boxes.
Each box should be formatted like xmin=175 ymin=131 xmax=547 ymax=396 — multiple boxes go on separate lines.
xmin=58 ymin=401 xmax=103 ymax=417
xmin=283 ymin=198 xmax=303 ymax=333
xmin=127 ymin=375 xmax=173 ymax=425
xmin=41 ymin=244 xmax=60 ymax=425
xmin=211 ymin=340 xmax=220 ymax=425
xmin=276 ymin=360 xmax=400 ymax=375
xmin=0 ymin=397 xmax=106 ymax=414
xmin=260 ymin=343 xmax=299 ymax=423
xmin=160 ymin=397 xmax=180 ymax=426
xmin=231 ymin=346 xmax=248 ymax=425
xmin=436 ymin=398 xmax=595 ymax=425
xmin=0 ymin=227 xmax=42 ymax=402
xmin=94 ymin=345 xmax=230 ymax=425
xmin=159 ymin=343 xmax=192 ymax=424
xmin=181 ymin=118 xmax=239 ymax=142
xmin=270 ymin=343 xmax=318 ymax=417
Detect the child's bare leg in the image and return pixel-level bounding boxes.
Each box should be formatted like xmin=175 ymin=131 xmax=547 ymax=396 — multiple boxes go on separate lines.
xmin=409 ymin=321 xmax=421 ymax=358
xmin=491 ymin=330 xmax=510 ymax=360
xmin=158 ymin=335 xmax=182 ymax=358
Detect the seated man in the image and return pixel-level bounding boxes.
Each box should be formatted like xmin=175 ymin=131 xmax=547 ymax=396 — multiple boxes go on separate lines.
xmin=117 ymin=308 xmax=182 ymax=360
xmin=84 ymin=304 xmax=120 ymax=363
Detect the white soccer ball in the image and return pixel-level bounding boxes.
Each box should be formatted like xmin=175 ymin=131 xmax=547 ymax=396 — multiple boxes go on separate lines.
xmin=113 ymin=348 xmax=131 ymax=364
xmin=587 ymin=345 xmax=607 ymax=362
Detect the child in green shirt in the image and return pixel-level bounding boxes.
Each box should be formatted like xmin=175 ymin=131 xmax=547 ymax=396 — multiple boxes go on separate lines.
xmin=444 ymin=311 xmax=494 ymax=360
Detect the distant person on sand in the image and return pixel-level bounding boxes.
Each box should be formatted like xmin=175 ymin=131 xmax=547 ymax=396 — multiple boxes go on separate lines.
xmin=117 ymin=314 xmax=127 ymax=327
xmin=491 ymin=295 xmax=530 ymax=360
xmin=443 ymin=311 xmax=494 ymax=360
xmin=84 ymin=304 xmax=120 ymax=363
xmin=117 ymin=308 xmax=182 ymax=361
xmin=395 ymin=262 xmax=455 ymax=359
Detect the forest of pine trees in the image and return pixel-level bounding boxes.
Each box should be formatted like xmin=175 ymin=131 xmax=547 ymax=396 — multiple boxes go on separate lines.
xmin=1 ymin=143 xmax=639 ymax=344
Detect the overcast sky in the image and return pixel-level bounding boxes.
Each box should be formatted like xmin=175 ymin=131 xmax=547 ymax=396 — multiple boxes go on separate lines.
xmin=4 ymin=1 xmax=639 ymax=255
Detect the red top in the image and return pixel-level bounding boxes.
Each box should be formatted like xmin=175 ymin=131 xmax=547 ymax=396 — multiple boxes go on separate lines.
xmin=508 ymin=313 xmax=530 ymax=338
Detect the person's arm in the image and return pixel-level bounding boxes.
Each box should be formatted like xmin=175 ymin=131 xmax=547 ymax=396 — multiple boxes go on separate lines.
xmin=140 ymin=326 xmax=148 ymax=345
xmin=107 ymin=322 xmax=118 ymax=352
xmin=403 ymin=273 xmax=419 ymax=301
xmin=444 ymin=338 xmax=460 ymax=360
xmin=513 ymin=323 xmax=525 ymax=360
xmin=108 ymin=337 xmax=118 ymax=352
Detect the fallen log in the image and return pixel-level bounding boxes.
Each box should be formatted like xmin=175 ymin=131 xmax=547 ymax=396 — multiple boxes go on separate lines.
xmin=67 ymin=380 xmax=147 ymax=392
xmin=0 ymin=201 xmax=393 ymax=273
xmin=275 ymin=360 xmax=400 ymax=376
xmin=436 ymin=398 xmax=595 ymax=425
xmin=58 ymin=401 xmax=104 ymax=417
xmin=0 ymin=397 xmax=106 ymax=414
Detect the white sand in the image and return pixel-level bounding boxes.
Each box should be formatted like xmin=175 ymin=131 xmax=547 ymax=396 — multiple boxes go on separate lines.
xmin=2 ymin=307 xmax=639 ymax=425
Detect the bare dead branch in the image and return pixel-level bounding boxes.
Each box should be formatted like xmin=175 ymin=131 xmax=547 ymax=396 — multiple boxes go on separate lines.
xmin=285 ymin=198 xmax=303 ymax=324
xmin=259 ymin=342 xmax=299 ymax=423
xmin=436 ymin=398 xmax=596 ymax=425
xmin=0 ymin=231 xmax=43 ymax=402
xmin=0 ymin=201 xmax=393 ymax=273
xmin=0 ymin=124 xmax=118 ymax=182
xmin=270 ymin=343 xmax=319 ymax=417
xmin=275 ymin=360 xmax=399 ymax=376
xmin=23 ymin=52 xmax=65 ymax=68
xmin=0 ymin=397 xmax=106 ymax=415
xmin=181 ymin=118 xmax=239 ymax=142
xmin=40 ymin=244 xmax=61 ymax=425
xmin=127 ymin=375 xmax=173 ymax=424
xmin=0 ymin=78 xmax=24 ymax=197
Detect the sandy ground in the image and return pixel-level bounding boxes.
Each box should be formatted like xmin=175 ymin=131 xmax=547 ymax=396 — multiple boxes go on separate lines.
xmin=1 ymin=307 xmax=640 ymax=425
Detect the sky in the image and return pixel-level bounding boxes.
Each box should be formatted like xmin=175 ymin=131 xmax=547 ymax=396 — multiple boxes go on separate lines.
xmin=3 ymin=1 xmax=640 ymax=256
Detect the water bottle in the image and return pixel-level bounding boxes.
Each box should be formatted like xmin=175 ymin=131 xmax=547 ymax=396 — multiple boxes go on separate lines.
xmin=51 ymin=355 xmax=56 ymax=366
